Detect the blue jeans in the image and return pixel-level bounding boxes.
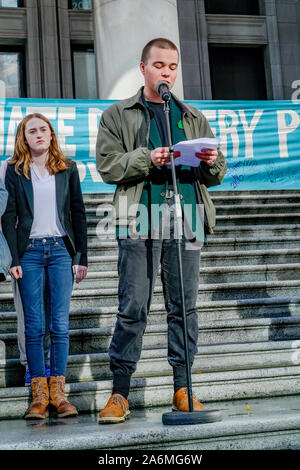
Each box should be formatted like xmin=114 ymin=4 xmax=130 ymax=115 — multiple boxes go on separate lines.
xmin=18 ymin=237 xmax=73 ymax=378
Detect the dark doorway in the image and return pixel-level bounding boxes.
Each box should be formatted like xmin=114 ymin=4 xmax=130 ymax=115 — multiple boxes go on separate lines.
xmin=204 ymin=0 xmax=260 ymax=15
xmin=208 ymin=46 xmax=267 ymax=100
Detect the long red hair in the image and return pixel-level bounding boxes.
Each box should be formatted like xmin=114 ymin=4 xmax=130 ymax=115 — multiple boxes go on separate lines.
xmin=9 ymin=113 xmax=69 ymax=179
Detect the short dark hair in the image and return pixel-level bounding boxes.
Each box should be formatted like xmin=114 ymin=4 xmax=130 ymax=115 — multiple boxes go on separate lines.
xmin=141 ymin=38 xmax=179 ymax=63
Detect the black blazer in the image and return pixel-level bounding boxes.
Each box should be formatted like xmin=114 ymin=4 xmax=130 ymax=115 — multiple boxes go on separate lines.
xmin=2 ymin=160 xmax=87 ymax=268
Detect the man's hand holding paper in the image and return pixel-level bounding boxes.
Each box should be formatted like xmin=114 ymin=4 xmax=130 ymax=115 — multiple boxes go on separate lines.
xmin=167 ymin=137 xmax=220 ymax=167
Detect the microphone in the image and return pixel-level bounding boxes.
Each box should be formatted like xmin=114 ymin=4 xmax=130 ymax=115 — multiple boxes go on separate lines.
xmin=155 ymin=81 xmax=171 ymax=102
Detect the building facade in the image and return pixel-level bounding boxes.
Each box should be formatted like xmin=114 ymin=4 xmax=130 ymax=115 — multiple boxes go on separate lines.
xmin=0 ymin=0 xmax=299 ymax=101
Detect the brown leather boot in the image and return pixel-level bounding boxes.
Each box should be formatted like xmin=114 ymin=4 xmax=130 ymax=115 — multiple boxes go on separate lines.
xmin=98 ymin=393 xmax=130 ymax=424
xmin=172 ymin=387 xmax=204 ymax=412
xmin=25 ymin=377 xmax=49 ymax=419
xmin=49 ymin=376 xmax=78 ymax=418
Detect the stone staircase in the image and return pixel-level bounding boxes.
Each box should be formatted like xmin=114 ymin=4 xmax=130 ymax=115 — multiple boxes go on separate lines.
xmin=1 ymin=190 xmax=300 ymax=447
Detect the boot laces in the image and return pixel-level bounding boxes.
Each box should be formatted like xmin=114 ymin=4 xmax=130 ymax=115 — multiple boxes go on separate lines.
xmin=57 ymin=380 xmax=65 ymax=395
xmin=111 ymin=395 xmax=126 ymax=412
xmin=32 ymin=381 xmax=48 ymax=401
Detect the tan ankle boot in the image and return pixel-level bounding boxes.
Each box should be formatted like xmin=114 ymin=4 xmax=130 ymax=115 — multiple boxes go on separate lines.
xmin=49 ymin=376 xmax=78 ymax=418
xmin=25 ymin=377 xmax=49 ymax=419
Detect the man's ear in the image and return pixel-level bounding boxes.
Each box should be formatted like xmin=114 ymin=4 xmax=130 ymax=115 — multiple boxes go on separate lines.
xmin=140 ymin=61 xmax=145 ymax=75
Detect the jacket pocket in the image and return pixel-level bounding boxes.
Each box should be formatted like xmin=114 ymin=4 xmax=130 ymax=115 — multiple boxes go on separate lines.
xmin=114 ymin=183 xmax=144 ymax=224
xmin=197 ymin=183 xmax=216 ymax=233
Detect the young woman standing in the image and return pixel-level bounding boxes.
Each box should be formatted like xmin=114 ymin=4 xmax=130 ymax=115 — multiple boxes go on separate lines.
xmin=3 ymin=113 xmax=88 ymax=419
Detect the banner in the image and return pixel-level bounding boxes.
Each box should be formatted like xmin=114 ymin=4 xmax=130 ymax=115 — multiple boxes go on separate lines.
xmin=0 ymin=98 xmax=299 ymax=193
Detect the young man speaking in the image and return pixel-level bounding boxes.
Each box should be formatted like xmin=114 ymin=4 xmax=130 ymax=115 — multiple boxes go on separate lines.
xmin=96 ymin=38 xmax=226 ymax=423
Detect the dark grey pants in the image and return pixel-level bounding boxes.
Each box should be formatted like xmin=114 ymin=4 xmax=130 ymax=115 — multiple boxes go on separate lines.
xmin=109 ymin=205 xmax=201 ymax=392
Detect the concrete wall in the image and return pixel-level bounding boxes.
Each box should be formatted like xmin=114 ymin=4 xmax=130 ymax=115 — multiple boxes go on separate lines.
xmin=0 ymin=0 xmax=300 ymax=100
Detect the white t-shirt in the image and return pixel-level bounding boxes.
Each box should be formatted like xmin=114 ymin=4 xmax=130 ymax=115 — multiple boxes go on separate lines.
xmin=29 ymin=163 xmax=66 ymax=238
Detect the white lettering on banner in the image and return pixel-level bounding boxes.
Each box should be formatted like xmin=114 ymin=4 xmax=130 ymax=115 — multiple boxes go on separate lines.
xmin=277 ymin=110 xmax=300 ymax=158
xmin=76 ymin=161 xmax=86 ymax=182
xmin=88 ymin=108 xmax=102 ymax=157
xmin=291 ymin=80 xmax=300 ymax=102
xmin=5 ymin=106 xmax=23 ymax=155
xmin=129 ymin=202 xmax=148 ymax=236
xmin=87 ymin=162 xmax=103 ymax=182
xmin=58 ymin=108 xmax=76 ymax=156
xmin=26 ymin=107 xmax=57 ymax=122
xmin=0 ymin=106 xmax=4 ymax=155
xmin=201 ymin=109 xmax=217 ymax=136
xmin=239 ymin=110 xmax=263 ymax=158
xmin=218 ymin=110 xmax=239 ymax=157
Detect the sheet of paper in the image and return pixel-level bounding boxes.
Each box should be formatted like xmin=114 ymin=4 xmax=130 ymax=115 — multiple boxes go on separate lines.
xmin=167 ymin=137 xmax=220 ymax=167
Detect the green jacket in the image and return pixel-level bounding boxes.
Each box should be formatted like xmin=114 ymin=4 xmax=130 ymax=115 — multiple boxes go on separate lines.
xmin=96 ymin=87 xmax=227 ymax=234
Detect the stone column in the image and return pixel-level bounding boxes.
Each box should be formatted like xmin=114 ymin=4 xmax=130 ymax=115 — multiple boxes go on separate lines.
xmin=26 ymin=0 xmax=43 ymax=98
xmin=264 ymin=0 xmax=284 ymax=99
xmin=38 ymin=0 xmax=62 ymax=98
xmin=92 ymin=0 xmax=184 ymax=99
xmin=57 ymin=0 xmax=74 ymax=99
xmin=177 ymin=0 xmax=212 ymax=100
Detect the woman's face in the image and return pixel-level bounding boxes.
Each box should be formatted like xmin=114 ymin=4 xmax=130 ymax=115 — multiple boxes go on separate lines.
xmin=24 ymin=117 xmax=52 ymax=155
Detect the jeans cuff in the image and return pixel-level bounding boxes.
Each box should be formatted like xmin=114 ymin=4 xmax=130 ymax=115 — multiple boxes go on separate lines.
xmin=173 ymin=365 xmax=188 ymax=392
xmin=112 ymin=373 xmax=131 ymax=399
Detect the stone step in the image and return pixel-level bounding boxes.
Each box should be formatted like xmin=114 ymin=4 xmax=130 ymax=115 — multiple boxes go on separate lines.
xmin=0 ymin=263 xmax=300 ymax=298
xmin=83 ymin=191 xmax=300 ymax=207
xmin=88 ymin=224 xmax=300 ymax=239
xmin=2 ymin=315 xmax=300 ymax=359
xmin=1 ymin=395 xmax=300 ymax=450
xmin=208 ymin=193 xmax=300 ymax=206
xmin=2 ymin=338 xmax=300 ymax=388
xmin=0 ymin=263 xmax=299 ymax=294
xmin=81 ymin=262 xmax=300 ymax=288
xmin=1 ymin=280 xmax=300 ymax=311
xmin=1 ymin=367 xmax=300 ymax=420
xmin=86 ymin=234 xmax=300 ymax=255
xmin=84 ymin=248 xmax=300 ymax=271
xmin=216 ymin=203 xmax=300 ymax=215
xmin=88 ymin=224 xmax=300 ymax=243
xmin=52 ymin=263 xmax=300 ymax=290
xmin=85 ymin=203 xmax=300 ymax=220
xmin=1 ymin=297 xmax=300 ymax=333
xmin=10 ymin=261 xmax=300 ymax=292
xmin=85 ymin=213 xmax=300 ymax=229
xmin=86 ymin=203 xmax=300 ymax=219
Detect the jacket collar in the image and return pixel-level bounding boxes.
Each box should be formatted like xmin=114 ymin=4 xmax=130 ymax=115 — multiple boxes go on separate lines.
xmin=20 ymin=168 xmax=34 ymax=217
xmin=123 ymin=86 xmax=198 ymax=119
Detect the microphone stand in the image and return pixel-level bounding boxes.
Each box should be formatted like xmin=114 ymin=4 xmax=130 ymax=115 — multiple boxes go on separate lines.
xmin=161 ymin=93 xmax=222 ymax=426
xmin=163 ymin=97 xmax=194 ymax=413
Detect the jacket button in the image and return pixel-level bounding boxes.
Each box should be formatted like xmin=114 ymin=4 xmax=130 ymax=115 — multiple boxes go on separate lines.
xmin=160 ymin=192 xmax=165 ymax=197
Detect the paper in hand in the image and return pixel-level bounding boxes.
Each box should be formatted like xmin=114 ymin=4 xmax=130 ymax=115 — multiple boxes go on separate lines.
xmin=168 ymin=137 xmax=220 ymax=167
